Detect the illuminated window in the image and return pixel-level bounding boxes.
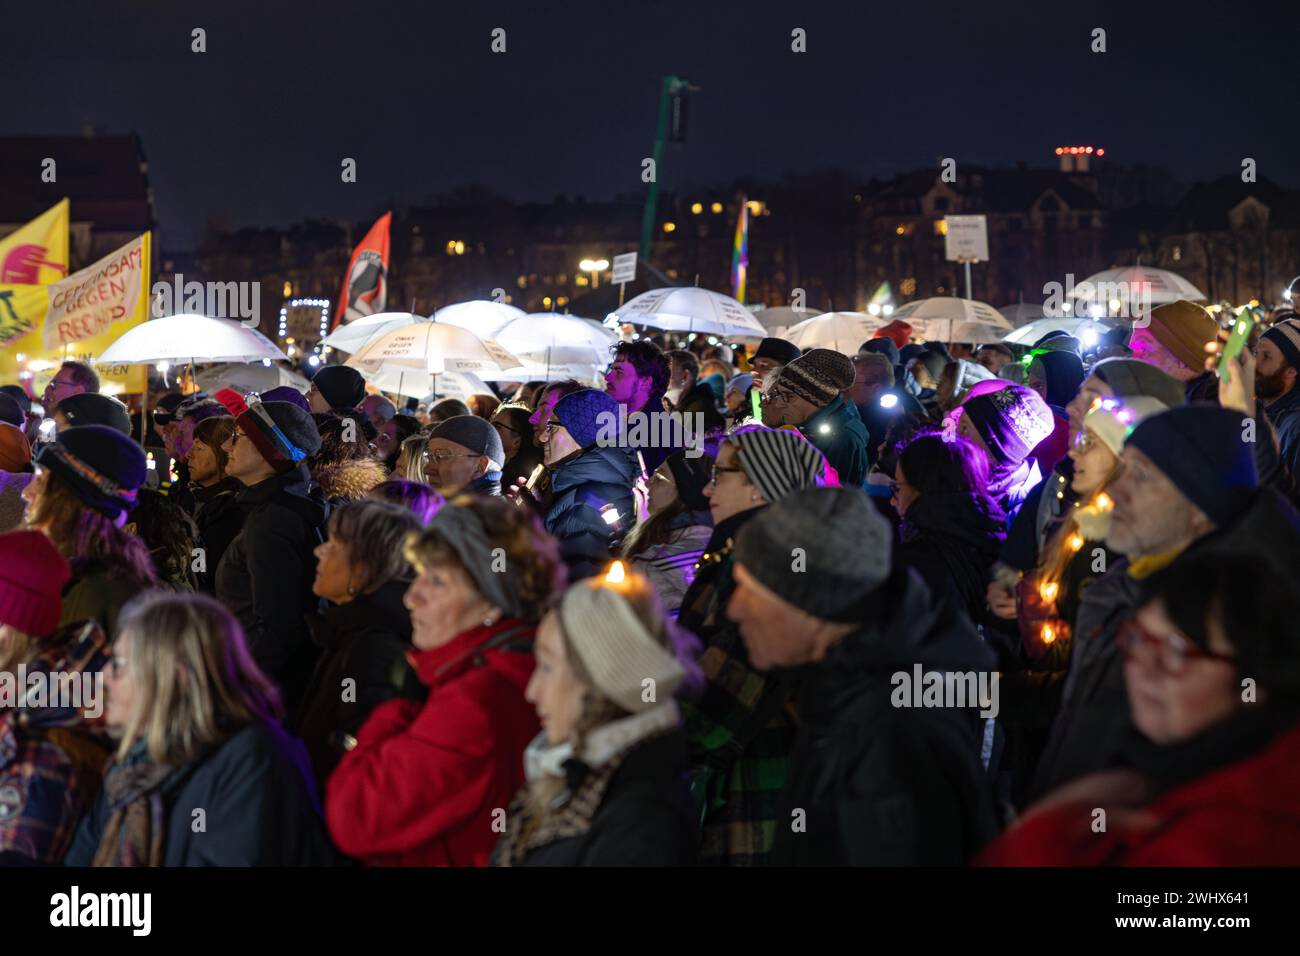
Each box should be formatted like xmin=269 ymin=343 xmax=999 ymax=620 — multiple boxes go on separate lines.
xmin=895 ymin=224 xmax=906 ymax=236
xmin=934 ymin=220 xmax=948 ymax=236
xmin=691 ymin=202 xmax=703 ymax=215
xmin=575 ymin=275 xmax=589 ymax=287
xmin=517 ymin=275 xmax=527 ymax=288
xmin=542 ymin=296 xmax=552 ymax=307
xmin=710 ymin=202 xmax=722 ymax=214
xmin=663 ymin=222 xmax=677 ymax=233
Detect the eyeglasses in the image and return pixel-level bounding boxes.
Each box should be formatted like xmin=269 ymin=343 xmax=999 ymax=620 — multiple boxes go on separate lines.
xmin=46 ymin=379 xmax=78 ymax=389
xmin=1117 ymin=618 xmax=1236 ymax=675
xmin=423 ymin=449 xmax=481 ymax=464
xmin=1073 ymin=432 xmax=1101 ymax=452
xmin=110 ymin=654 xmax=129 ymax=677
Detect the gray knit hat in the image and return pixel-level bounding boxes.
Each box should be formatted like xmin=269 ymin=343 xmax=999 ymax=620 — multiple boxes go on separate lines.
xmin=733 ymin=487 xmax=891 ymax=622
xmin=1090 ymin=357 xmax=1185 ymax=408
xmin=1262 ymin=318 xmax=1300 ymax=371
xmin=430 ymin=414 xmax=505 ymax=470
xmin=729 ymin=427 xmax=827 ymax=502
xmin=776 ymin=348 xmax=856 ymax=407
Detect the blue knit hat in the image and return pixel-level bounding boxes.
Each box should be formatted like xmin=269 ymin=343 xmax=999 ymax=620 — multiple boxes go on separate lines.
xmin=554 ymin=388 xmax=622 ymax=449
xmin=1126 ymin=405 xmax=1258 ymax=527
xmin=34 ymin=424 xmax=147 ymax=519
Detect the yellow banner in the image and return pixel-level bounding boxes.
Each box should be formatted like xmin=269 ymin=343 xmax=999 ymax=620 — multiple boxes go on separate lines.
xmin=0 ymin=199 xmax=70 ymax=284
xmin=0 ymin=231 xmax=150 ymax=395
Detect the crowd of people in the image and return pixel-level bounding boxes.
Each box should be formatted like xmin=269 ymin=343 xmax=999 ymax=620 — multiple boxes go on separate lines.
xmin=2 ymin=297 xmax=1300 ymax=867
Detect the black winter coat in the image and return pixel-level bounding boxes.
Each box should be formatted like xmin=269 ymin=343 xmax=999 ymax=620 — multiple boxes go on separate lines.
xmin=191 ymin=476 xmax=246 ymax=594
xmin=294 ymin=578 xmax=419 ymax=787
xmin=672 ymin=382 xmax=726 ymax=434
xmin=896 ymin=491 xmax=1005 ymax=625
xmin=64 ymin=721 xmax=337 ymax=866
xmin=215 ymin=464 xmax=329 ymax=713
xmin=511 ymin=730 xmax=698 ymax=866
xmin=544 ymin=446 xmax=635 ymax=580
xmin=770 ymin=567 xmax=999 ymax=866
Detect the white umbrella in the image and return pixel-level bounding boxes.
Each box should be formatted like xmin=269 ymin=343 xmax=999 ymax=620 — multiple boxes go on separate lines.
xmin=1003 ymin=317 xmax=1109 ymax=346
xmin=345 ymin=322 xmax=521 ymax=399
xmin=890 ymin=297 xmax=1011 ymax=334
xmin=753 ymin=306 xmax=824 ymax=336
xmin=998 ymin=303 xmax=1052 ymax=328
xmin=320 ymin=311 xmax=427 ymax=354
xmin=1069 ymin=266 xmax=1206 ymax=309
xmin=783 ymin=311 xmax=886 ymax=355
xmin=96 ymin=314 xmax=289 ymax=365
xmin=360 ymin=366 xmax=495 ymax=401
xmin=194 ymin=362 xmax=310 ymax=396
xmin=434 ymin=300 xmax=527 ymax=339
xmin=492 ymin=313 xmax=617 ymax=370
xmin=605 ymin=287 xmax=767 ymax=339
xmin=912 ymin=319 xmax=1008 ymax=344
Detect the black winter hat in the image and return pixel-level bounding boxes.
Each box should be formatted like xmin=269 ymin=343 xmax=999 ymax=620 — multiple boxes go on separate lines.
xmin=58 ymin=393 xmax=133 ymax=434
xmin=0 ymin=386 xmax=31 ymax=416
xmin=1125 ymin=405 xmax=1258 ymax=527
xmin=0 ymin=394 xmax=23 ymax=428
xmin=34 ymin=424 xmax=147 ymax=520
xmin=859 ymin=337 xmax=900 ymax=366
xmin=733 ymin=487 xmax=892 ymax=623
xmin=753 ymin=337 xmax=802 ymax=366
xmin=665 ymin=450 xmax=713 ymax=511
xmin=430 ymin=414 xmax=505 ymax=469
xmin=311 ymin=365 xmax=367 ymax=410
xmin=915 ymin=349 xmax=948 ymax=383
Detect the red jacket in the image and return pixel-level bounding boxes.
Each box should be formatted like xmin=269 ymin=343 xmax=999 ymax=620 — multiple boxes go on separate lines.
xmin=979 ymin=721 xmax=1300 ymax=866
xmin=325 ymin=619 xmax=538 ymax=866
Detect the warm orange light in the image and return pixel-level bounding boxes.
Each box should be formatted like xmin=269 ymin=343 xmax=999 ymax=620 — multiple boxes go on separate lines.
xmin=1096 ymin=148 xmax=1105 ymax=157
xmin=1042 ymin=623 xmax=1057 ymax=645
xmin=1039 ymin=581 xmax=1059 ymax=603
xmin=1068 ymin=533 xmax=1084 ymax=552
xmin=1095 ymin=492 xmax=1113 ymax=510
xmin=605 ymin=560 xmax=626 ymax=584
xmin=1055 ymin=147 xmax=1064 ymax=155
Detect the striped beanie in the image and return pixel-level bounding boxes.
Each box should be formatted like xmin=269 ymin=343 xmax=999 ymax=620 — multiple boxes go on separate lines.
xmin=216 ymin=389 xmax=321 ymax=474
xmin=729 ymin=426 xmax=827 ymax=503
xmin=777 ymin=348 xmax=856 ymax=407
xmin=558 ymin=574 xmax=685 ymax=712
xmin=1262 ymin=318 xmax=1300 ymax=370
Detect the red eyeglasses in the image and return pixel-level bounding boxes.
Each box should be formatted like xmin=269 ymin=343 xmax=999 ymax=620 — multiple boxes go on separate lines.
xmin=1117 ymin=618 xmax=1236 ymax=675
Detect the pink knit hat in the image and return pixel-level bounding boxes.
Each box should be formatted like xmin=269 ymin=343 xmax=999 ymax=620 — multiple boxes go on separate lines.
xmin=0 ymin=530 xmax=70 ymax=636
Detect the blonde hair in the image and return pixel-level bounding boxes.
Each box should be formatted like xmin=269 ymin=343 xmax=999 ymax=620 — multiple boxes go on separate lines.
xmin=398 ymin=433 xmax=428 ymax=482
xmin=113 ymin=592 xmax=282 ymax=764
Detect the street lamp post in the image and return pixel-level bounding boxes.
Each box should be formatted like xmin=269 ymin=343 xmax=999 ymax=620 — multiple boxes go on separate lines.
xmin=580 ymin=258 xmax=610 ymax=291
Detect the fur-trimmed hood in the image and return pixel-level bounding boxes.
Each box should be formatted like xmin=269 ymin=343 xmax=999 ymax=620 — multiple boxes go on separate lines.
xmin=312 ymin=457 xmax=389 ymax=503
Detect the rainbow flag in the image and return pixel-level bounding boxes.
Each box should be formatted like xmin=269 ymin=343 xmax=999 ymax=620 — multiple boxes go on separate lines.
xmin=731 ymin=198 xmax=749 ymax=304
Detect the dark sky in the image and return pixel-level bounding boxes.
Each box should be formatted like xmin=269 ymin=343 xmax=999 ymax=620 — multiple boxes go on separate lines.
xmin=5 ymin=0 xmax=1297 ymax=249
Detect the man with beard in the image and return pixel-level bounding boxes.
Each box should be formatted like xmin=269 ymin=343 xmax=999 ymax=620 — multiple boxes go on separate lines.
xmin=1256 ymin=317 xmax=1300 ymax=477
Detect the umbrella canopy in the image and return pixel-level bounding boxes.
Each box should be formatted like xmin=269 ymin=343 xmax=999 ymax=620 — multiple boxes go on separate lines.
xmin=1003 ymin=317 xmax=1110 ymax=346
xmin=194 ymin=362 xmax=310 ymax=396
xmin=783 ymin=311 xmax=886 ymax=355
xmin=433 ymin=300 xmax=527 ymax=339
xmin=912 ymin=319 xmax=1009 ymax=344
xmin=360 ymin=366 xmax=495 ymax=401
xmin=493 ymin=313 xmax=617 ymax=370
xmin=1069 ymin=266 xmax=1206 ymax=309
xmin=320 ymin=311 xmax=427 ymax=354
xmin=998 ymin=303 xmax=1052 ymax=328
xmin=891 ymin=297 xmax=1011 ymax=331
xmin=345 ymin=322 xmax=521 ymax=389
xmin=96 ymin=314 xmax=290 ymax=365
xmin=753 ymin=306 xmax=824 ymax=336
xmin=605 ymin=287 xmax=767 ymax=338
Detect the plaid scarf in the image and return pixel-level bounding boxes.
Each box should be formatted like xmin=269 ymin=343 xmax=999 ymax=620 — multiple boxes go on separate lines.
xmin=90 ymin=754 xmax=176 ymax=867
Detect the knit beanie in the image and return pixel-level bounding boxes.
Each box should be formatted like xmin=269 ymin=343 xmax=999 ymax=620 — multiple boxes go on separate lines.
xmin=1262 ymin=318 xmax=1300 ymax=371
xmin=859 ymin=337 xmax=900 ymax=366
xmin=1090 ymin=357 xmax=1186 ymax=408
xmin=727 ymin=372 xmax=754 ymax=397
xmin=874 ymin=319 xmax=914 ymax=350
xmin=0 ymin=530 xmax=70 ymax=636
xmin=0 ymin=386 xmax=31 ymax=416
xmin=729 ymin=427 xmax=827 ymax=502
xmin=776 ymin=348 xmax=855 ymax=407
xmin=33 ymin=424 xmax=147 ymax=519
xmin=0 ymin=422 xmax=30 ymax=472
xmin=898 ymin=344 xmax=925 ymax=367
xmin=0 ymin=394 xmax=23 ymax=428
xmin=1125 ymin=405 xmax=1258 ymax=528
xmin=260 ymin=386 xmax=312 ymax=412
xmin=554 ymin=388 xmax=623 ymax=450
xmin=666 ymin=451 xmax=713 ymax=511
xmin=753 ymin=337 xmax=802 ymax=366
xmin=1029 ymin=350 xmax=1085 ymax=407
xmin=430 ymin=414 xmax=506 ymax=470
xmin=960 ymin=384 xmax=1055 ymax=468
xmin=58 ymin=393 xmax=132 ymax=435
xmin=178 ymin=396 xmax=232 ymax=425
xmin=733 ymin=487 xmax=892 ymax=623
xmin=1081 ymin=395 xmax=1170 ymax=457
xmin=216 ymin=389 xmax=321 ymax=474
xmin=915 ymin=350 xmax=948 ymax=384
xmin=558 ymin=576 xmax=685 ymax=713
xmin=1138 ymin=300 xmax=1218 ymax=372
xmin=311 ymin=365 xmax=367 ymax=410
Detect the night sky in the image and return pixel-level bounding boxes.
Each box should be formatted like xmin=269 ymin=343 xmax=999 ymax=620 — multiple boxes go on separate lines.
xmin=5 ymin=0 xmax=1296 ymax=250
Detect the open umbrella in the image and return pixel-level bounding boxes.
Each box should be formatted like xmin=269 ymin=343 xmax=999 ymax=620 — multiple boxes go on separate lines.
xmin=492 ymin=313 xmax=616 ymax=369
xmin=320 ymin=311 xmax=427 ymax=354
xmin=434 ymin=300 xmax=527 ymax=339
xmin=998 ymin=303 xmax=1052 ymax=328
xmin=605 ymin=287 xmax=767 ymax=339
xmin=783 ymin=311 xmax=885 ymax=355
xmin=1069 ymin=266 xmax=1206 ymax=311
xmin=96 ymin=313 xmax=290 ymax=365
xmin=194 ymin=362 xmax=310 ymax=396
xmin=891 ymin=297 xmax=1010 ymax=342
xmin=1003 ymin=317 xmax=1110 ymax=346
xmin=345 ymin=322 xmax=521 ymax=397
xmin=753 ymin=306 xmax=824 ymax=336
xmin=912 ymin=319 xmax=1008 ymax=344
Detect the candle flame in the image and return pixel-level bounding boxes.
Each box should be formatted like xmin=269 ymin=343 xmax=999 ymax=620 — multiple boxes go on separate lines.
xmin=605 ymin=560 xmax=626 ymax=584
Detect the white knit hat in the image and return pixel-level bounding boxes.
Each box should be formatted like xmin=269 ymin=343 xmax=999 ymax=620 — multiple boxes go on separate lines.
xmin=1082 ymin=395 xmax=1169 ymax=457
xmin=557 ymin=578 xmax=685 ymax=712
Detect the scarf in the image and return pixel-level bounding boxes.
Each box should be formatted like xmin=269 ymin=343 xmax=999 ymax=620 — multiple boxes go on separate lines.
xmin=90 ymin=743 xmax=180 ymax=867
